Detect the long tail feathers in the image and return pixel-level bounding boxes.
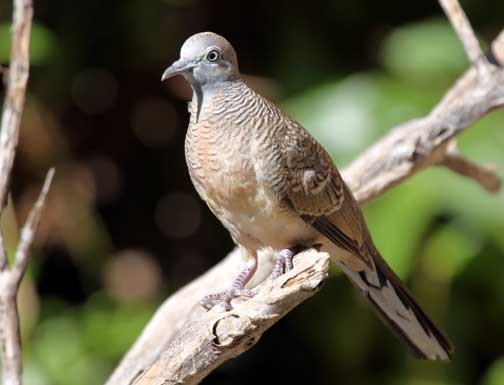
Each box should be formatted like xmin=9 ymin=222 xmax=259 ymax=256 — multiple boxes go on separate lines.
xmin=336 ymin=251 xmax=454 ymax=361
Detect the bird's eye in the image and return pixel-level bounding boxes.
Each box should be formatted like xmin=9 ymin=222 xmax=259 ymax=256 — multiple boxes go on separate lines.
xmin=206 ymin=50 xmax=220 ymax=62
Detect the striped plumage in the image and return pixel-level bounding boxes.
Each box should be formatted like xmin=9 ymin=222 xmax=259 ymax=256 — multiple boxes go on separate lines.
xmin=162 ymin=32 xmax=453 ymax=361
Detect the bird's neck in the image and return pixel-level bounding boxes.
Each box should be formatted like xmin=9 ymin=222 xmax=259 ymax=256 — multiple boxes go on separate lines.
xmin=190 ymin=79 xmax=246 ymax=123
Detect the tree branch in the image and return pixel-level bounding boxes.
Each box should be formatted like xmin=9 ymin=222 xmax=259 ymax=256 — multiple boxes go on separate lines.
xmin=135 ymin=249 xmax=328 ymax=385
xmin=0 ymin=228 xmax=7 ymax=271
xmin=0 ymin=170 xmax=53 ymax=385
xmin=0 ymin=1 xmax=34 ymax=383
xmin=490 ymin=30 xmax=504 ymax=67
xmin=0 ymin=0 xmax=33 ymax=209
xmin=439 ymin=0 xmax=488 ymax=72
xmin=12 ymin=169 xmax=54 ymax=284
xmin=0 ymin=1 xmax=55 ymax=385
xmin=107 ymin=3 xmax=503 ymax=384
xmin=439 ymin=141 xmax=501 ymax=193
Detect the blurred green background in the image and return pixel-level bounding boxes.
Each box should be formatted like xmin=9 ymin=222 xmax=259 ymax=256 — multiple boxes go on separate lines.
xmin=0 ymin=0 xmax=503 ymax=384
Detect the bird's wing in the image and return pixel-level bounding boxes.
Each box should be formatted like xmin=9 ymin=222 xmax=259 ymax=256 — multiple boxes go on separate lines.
xmin=309 ymin=185 xmax=374 ymax=269
xmin=281 ymin=121 xmax=453 ymax=360
xmin=282 ymin=121 xmax=372 ymax=268
xmin=283 ymin=122 xmax=344 ymax=216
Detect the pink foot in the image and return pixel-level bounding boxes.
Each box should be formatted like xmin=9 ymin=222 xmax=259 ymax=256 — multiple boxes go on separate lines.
xmin=200 ymin=259 xmax=257 ymax=311
xmin=271 ymin=244 xmax=321 ymax=279
xmin=271 ymin=249 xmax=295 ymax=279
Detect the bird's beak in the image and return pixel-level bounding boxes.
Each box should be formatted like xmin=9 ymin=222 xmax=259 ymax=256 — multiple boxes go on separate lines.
xmin=161 ymin=58 xmax=195 ymax=81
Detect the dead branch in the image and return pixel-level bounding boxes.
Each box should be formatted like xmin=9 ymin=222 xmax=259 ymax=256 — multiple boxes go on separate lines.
xmin=439 ymin=141 xmax=500 ymax=193
xmin=133 ymin=249 xmax=328 ymax=385
xmin=0 ymin=0 xmax=33 ymax=208
xmin=106 ymin=1 xmax=503 ymax=384
xmin=0 ymin=1 xmax=54 ymax=385
xmin=0 ymin=170 xmax=53 ymax=385
xmin=439 ymin=0 xmax=488 ymax=72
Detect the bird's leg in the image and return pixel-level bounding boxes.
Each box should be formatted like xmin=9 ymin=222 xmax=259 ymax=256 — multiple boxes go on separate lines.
xmin=272 ymin=244 xmax=322 ymax=279
xmin=200 ymin=257 xmax=257 ymax=311
xmin=272 ymin=245 xmax=306 ymax=279
xmin=272 ymin=248 xmax=295 ymax=278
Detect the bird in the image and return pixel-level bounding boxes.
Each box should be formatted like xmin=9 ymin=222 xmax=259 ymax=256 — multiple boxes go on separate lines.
xmin=161 ymin=32 xmax=453 ymax=361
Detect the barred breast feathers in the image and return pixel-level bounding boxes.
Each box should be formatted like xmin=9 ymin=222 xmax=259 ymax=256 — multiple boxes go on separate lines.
xmin=187 ymin=80 xmax=345 ymax=217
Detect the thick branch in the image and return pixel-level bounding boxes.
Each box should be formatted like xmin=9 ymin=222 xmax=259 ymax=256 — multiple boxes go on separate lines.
xmin=107 ymin=17 xmax=504 ymax=385
xmin=135 ymin=249 xmax=328 ymax=385
xmin=343 ymin=37 xmax=504 ymax=203
xmin=342 ymin=62 xmax=503 ymax=204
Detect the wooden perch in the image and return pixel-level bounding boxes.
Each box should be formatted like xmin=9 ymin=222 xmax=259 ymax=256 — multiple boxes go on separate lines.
xmin=135 ymin=249 xmax=328 ymax=385
xmin=107 ymin=1 xmax=503 ymax=384
xmin=0 ymin=1 xmax=54 ymax=385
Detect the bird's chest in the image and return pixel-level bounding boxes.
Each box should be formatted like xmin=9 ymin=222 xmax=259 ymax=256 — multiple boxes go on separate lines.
xmin=183 ymin=106 xmax=316 ymax=251
xmin=185 ymin=122 xmax=259 ymax=211
xmin=184 ymin=122 xmax=296 ymax=246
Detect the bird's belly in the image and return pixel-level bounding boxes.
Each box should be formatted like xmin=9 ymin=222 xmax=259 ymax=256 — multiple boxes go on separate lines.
xmin=216 ymin=185 xmax=319 ymax=252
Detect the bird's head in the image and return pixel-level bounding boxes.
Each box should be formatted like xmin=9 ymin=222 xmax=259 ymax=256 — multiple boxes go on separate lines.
xmin=161 ymin=32 xmax=240 ymax=87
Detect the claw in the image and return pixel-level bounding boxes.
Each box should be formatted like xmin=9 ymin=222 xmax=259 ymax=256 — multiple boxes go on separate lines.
xmin=200 ymin=288 xmax=256 ymax=311
xmin=272 ymin=248 xmax=295 ymax=279
xmin=271 ymin=244 xmax=317 ymax=279
xmin=200 ymin=258 xmax=257 ymax=311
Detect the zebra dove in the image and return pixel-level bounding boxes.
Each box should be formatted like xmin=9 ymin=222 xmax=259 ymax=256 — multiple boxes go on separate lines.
xmin=161 ymin=32 xmax=453 ymax=360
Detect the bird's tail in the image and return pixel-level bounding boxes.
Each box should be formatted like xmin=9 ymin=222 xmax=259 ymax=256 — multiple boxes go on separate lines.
xmin=336 ymin=249 xmax=453 ymax=360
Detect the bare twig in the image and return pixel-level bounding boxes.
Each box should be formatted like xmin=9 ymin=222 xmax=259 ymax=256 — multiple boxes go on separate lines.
xmin=107 ymin=5 xmax=504 ymax=385
xmin=439 ymin=141 xmax=501 ymax=193
xmin=0 ymin=1 xmax=55 ymax=385
xmin=12 ymin=168 xmax=54 ymax=283
xmin=0 ymin=0 xmax=33 ymax=210
xmin=0 ymin=170 xmax=53 ymax=385
xmin=0 ymin=172 xmax=54 ymax=385
xmin=439 ymin=0 xmax=488 ymax=72
xmin=0 ymin=230 xmax=7 ymax=271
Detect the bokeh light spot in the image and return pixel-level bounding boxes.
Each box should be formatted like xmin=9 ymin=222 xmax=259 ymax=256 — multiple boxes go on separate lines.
xmin=71 ymin=68 xmax=118 ymax=115
xmin=103 ymin=250 xmax=162 ymax=303
xmin=87 ymin=155 xmax=123 ymax=204
xmin=131 ymin=98 xmax=177 ymax=148
xmin=154 ymin=192 xmax=201 ymax=239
